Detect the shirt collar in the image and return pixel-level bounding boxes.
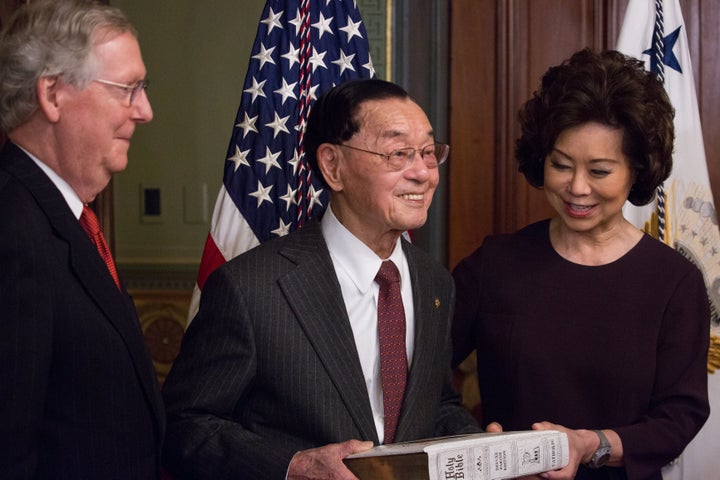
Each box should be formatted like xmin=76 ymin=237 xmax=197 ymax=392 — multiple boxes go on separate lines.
xmin=321 ymin=204 xmax=405 ymax=294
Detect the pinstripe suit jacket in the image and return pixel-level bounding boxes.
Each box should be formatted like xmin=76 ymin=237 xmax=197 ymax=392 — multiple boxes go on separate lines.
xmin=0 ymin=142 xmax=165 ymax=479
xmin=162 ymin=219 xmax=480 ymax=480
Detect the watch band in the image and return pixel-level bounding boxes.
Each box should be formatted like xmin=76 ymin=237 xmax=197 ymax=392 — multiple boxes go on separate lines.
xmin=587 ymin=429 xmax=611 ymax=469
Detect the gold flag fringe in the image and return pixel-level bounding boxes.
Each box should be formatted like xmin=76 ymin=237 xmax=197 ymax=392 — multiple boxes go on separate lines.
xmin=709 ymin=334 xmax=720 ymax=374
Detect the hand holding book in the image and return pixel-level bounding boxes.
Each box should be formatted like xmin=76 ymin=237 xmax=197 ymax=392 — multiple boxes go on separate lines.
xmin=344 ymin=430 xmax=569 ymax=480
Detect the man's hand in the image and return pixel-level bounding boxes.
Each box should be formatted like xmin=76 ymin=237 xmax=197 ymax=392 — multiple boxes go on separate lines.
xmin=288 ymin=439 xmax=374 ymax=480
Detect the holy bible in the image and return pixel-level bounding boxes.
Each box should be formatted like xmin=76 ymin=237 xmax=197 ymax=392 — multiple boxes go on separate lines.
xmin=344 ymin=430 xmax=569 ymax=480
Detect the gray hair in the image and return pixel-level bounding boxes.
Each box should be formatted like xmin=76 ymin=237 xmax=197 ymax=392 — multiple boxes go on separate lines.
xmin=0 ymin=0 xmax=136 ymax=132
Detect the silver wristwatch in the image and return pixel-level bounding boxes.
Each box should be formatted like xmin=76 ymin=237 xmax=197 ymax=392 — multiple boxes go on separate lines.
xmin=586 ymin=429 xmax=611 ymax=469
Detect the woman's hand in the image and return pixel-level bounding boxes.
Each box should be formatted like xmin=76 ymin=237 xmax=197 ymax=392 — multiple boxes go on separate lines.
xmin=485 ymin=421 xmax=504 ymax=433
xmin=530 ymin=421 xmax=616 ymax=480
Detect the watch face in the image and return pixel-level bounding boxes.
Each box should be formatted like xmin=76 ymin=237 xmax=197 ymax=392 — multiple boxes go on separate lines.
xmin=590 ymin=448 xmax=611 ymax=468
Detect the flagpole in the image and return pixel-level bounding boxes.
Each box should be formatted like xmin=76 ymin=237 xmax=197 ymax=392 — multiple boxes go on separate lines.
xmin=385 ymin=0 xmax=392 ymax=82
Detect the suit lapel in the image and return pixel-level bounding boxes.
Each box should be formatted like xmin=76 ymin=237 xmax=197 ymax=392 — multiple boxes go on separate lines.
xmin=1 ymin=143 xmax=164 ymax=435
xmin=277 ymin=223 xmax=379 ymax=442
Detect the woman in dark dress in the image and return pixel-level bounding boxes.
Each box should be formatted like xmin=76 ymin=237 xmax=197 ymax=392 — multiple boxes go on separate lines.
xmin=452 ymin=49 xmax=710 ymax=480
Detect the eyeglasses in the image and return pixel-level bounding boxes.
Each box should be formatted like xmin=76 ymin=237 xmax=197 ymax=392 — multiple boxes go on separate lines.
xmin=93 ymin=78 xmax=149 ymax=106
xmin=337 ymin=142 xmax=450 ymax=171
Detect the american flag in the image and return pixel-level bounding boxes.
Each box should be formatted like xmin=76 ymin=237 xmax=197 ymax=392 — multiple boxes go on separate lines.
xmin=188 ymin=0 xmax=376 ymax=320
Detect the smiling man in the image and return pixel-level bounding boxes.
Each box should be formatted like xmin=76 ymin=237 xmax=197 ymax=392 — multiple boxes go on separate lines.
xmin=162 ymin=79 xmax=481 ymax=480
xmin=0 ymin=1 xmax=163 ymax=478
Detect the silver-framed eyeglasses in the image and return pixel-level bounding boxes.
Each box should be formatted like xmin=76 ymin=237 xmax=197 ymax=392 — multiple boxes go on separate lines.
xmin=93 ymin=78 xmax=149 ymax=106
xmin=337 ymin=142 xmax=450 ymax=171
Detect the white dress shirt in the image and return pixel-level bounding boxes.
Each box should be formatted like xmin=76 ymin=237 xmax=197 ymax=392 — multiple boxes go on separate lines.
xmin=321 ymin=204 xmax=415 ymax=444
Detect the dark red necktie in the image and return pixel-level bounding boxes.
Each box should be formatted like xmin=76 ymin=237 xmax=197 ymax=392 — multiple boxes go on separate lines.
xmin=375 ymin=260 xmax=408 ymax=444
xmin=79 ymin=205 xmax=121 ymax=290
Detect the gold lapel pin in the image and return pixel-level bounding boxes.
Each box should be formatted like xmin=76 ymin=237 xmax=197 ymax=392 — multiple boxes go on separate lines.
xmin=434 ymin=298 xmax=441 ymax=309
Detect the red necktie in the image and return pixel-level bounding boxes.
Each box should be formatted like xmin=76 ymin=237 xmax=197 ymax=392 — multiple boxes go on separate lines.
xmin=375 ymin=260 xmax=408 ymax=444
xmin=79 ymin=206 xmax=121 ymax=290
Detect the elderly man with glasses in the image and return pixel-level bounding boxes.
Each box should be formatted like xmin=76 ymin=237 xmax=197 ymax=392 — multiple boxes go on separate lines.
xmin=162 ymin=78 xmax=490 ymax=480
xmin=0 ymin=1 xmax=163 ymax=478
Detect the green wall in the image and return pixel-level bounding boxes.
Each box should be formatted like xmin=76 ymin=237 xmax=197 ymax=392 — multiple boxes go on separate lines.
xmin=112 ymin=0 xmax=265 ymax=269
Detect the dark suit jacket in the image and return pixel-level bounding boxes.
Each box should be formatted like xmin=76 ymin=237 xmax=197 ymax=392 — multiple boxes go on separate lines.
xmin=162 ymin=220 xmax=479 ymax=479
xmin=0 ymin=142 xmax=165 ymax=479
